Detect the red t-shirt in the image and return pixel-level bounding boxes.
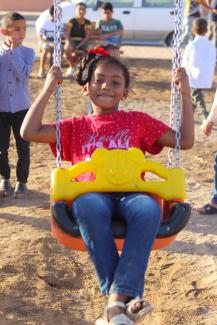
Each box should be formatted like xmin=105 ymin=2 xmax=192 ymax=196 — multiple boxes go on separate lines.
xmin=50 ymin=110 xmax=170 ymax=164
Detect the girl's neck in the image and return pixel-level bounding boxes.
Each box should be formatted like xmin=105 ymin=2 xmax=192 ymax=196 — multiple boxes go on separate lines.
xmin=92 ymin=106 xmax=119 ymax=115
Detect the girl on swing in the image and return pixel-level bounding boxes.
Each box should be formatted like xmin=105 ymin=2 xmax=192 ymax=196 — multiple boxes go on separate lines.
xmin=21 ymin=50 xmax=194 ymax=324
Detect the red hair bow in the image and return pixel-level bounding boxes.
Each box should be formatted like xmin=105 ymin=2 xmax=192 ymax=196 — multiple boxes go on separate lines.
xmin=88 ymin=47 xmax=110 ymax=56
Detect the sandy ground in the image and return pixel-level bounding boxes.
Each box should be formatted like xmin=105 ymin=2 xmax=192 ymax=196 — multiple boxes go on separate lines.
xmin=1 ymin=54 xmax=217 ymax=325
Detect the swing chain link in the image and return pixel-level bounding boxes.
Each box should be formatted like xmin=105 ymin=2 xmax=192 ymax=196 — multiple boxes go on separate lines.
xmin=168 ymin=0 xmax=182 ymax=167
xmin=54 ymin=0 xmax=62 ymax=168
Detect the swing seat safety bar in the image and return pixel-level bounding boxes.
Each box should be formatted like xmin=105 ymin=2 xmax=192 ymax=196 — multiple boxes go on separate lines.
xmin=51 ymin=148 xmax=186 ymax=202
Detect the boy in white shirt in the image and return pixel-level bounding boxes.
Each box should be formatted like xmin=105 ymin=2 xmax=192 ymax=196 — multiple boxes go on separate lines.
xmin=182 ymin=17 xmax=216 ymax=121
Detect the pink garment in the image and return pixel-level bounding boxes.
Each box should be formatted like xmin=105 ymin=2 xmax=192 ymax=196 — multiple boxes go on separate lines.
xmin=49 ymin=110 xmax=170 ymax=164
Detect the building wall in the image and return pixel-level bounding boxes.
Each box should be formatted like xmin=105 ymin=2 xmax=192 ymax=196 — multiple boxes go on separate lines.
xmin=0 ymin=0 xmax=53 ymax=11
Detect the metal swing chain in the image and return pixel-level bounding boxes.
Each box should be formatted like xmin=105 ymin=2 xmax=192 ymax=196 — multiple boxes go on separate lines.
xmin=54 ymin=0 xmax=62 ymax=168
xmin=168 ymin=0 xmax=182 ymax=167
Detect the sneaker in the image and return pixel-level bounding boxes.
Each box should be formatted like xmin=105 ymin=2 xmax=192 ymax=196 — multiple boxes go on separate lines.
xmin=14 ymin=182 xmax=27 ymax=199
xmin=37 ymin=70 xmax=46 ymax=78
xmin=201 ymin=118 xmax=207 ymax=127
xmin=0 ymin=179 xmax=11 ymax=197
xmin=65 ymin=67 xmax=76 ymax=78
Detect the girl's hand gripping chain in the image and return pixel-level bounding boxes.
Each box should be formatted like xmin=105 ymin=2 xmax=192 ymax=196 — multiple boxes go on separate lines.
xmin=174 ymin=67 xmax=191 ymax=95
xmin=43 ymin=66 xmax=63 ymax=95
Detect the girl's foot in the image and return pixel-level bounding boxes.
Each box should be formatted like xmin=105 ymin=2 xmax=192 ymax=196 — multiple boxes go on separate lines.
xmin=95 ymin=302 xmax=134 ymax=324
xmin=107 ymin=294 xmax=128 ymax=321
xmin=126 ymin=298 xmax=153 ymax=321
xmin=97 ymin=294 xmax=153 ymax=323
xmin=107 ymin=302 xmax=126 ymax=321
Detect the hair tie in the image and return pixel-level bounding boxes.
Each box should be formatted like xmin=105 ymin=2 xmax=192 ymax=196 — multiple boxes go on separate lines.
xmin=88 ymin=47 xmax=110 ymax=57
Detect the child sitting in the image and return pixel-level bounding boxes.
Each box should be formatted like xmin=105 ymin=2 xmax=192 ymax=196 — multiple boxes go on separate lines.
xmin=96 ymin=2 xmax=123 ymax=48
xmin=21 ymin=51 xmax=194 ymax=324
xmin=65 ymin=2 xmax=93 ymax=77
xmin=37 ymin=5 xmax=66 ymax=78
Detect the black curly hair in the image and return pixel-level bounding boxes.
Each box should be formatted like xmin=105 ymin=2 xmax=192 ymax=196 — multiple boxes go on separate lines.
xmin=76 ymin=53 xmax=130 ymax=88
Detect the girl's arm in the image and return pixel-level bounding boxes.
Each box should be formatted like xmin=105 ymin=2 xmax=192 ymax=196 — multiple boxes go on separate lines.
xmin=157 ymin=67 xmax=194 ymax=149
xmin=21 ymin=66 xmax=63 ymax=143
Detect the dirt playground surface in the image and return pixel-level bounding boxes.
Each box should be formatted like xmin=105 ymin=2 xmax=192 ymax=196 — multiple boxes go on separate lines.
xmin=1 ymin=57 xmax=217 ymax=325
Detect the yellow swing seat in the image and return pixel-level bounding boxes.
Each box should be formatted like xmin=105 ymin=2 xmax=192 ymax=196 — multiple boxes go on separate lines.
xmin=51 ymin=148 xmax=191 ymax=251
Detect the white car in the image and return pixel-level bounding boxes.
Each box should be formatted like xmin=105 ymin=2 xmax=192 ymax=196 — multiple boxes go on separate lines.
xmin=36 ymin=0 xmax=176 ymax=46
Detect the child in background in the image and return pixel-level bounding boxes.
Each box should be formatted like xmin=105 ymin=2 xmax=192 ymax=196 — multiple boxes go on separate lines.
xmin=181 ymin=0 xmax=215 ymax=48
xmin=21 ymin=52 xmax=194 ymax=324
xmin=199 ymin=91 xmax=217 ymax=214
xmin=0 ymin=12 xmax=35 ymax=198
xmin=65 ymin=2 xmax=92 ymax=77
xmin=96 ymin=2 xmax=123 ymax=48
xmin=37 ymin=5 xmax=66 ymax=78
xmin=182 ymin=17 xmax=216 ymax=122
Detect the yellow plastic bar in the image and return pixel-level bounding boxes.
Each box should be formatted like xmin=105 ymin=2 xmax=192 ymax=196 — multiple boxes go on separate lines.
xmin=51 ymin=148 xmax=186 ymax=201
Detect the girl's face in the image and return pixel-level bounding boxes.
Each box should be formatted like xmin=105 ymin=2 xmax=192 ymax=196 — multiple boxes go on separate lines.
xmin=87 ymin=63 xmax=128 ymax=114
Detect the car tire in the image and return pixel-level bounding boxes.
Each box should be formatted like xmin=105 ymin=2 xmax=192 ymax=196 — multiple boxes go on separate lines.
xmin=165 ymin=32 xmax=174 ymax=47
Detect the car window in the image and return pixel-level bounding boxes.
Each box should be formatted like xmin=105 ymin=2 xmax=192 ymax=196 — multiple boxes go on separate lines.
xmin=108 ymin=0 xmax=134 ymax=7
xmin=142 ymin=0 xmax=174 ymax=8
xmin=86 ymin=0 xmax=134 ymax=8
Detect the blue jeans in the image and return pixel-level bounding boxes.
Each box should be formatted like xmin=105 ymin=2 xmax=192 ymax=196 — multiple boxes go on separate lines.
xmin=212 ymin=153 xmax=217 ymax=204
xmin=72 ymin=192 xmax=161 ymax=298
xmin=104 ymin=35 xmax=122 ymax=47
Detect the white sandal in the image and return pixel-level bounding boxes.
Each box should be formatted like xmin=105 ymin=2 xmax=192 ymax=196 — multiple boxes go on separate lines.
xmin=126 ymin=298 xmax=154 ymax=321
xmin=95 ymin=301 xmax=134 ymax=325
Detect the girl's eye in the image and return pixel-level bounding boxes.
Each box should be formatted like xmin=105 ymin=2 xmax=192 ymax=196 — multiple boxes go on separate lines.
xmin=95 ymin=79 xmax=103 ymax=84
xmin=112 ymin=81 xmax=121 ymax=86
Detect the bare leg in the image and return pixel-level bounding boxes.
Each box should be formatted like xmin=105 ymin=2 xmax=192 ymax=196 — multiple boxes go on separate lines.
xmin=64 ymin=43 xmax=76 ymax=69
xmin=38 ymin=49 xmax=48 ymax=76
